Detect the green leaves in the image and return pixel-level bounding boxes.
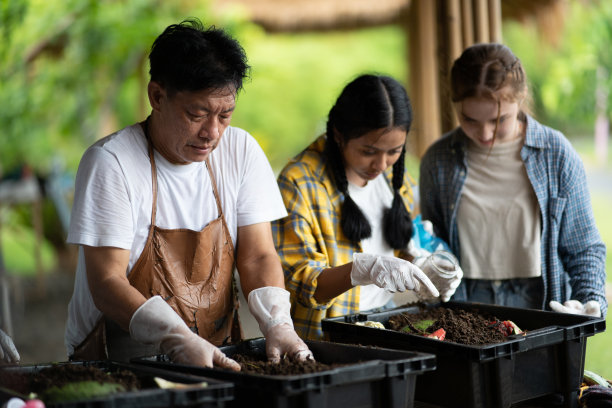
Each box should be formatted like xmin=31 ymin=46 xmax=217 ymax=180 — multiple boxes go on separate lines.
xmin=505 ymin=1 xmax=612 ymax=132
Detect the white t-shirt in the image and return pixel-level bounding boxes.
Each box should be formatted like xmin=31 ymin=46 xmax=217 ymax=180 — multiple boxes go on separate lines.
xmin=458 ymin=137 xmax=541 ymax=280
xmin=64 ymin=123 xmax=287 ymax=354
xmin=347 ymin=175 xmax=396 ymax=311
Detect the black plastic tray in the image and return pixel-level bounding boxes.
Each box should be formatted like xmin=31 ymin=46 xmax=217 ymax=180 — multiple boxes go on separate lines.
xmin=132 ymin=338 xmax=436 ymax=408
xmin=0 ymin=360 xmax=234 ymax=408
xmin=321 ymin=301 xmax=606 ymax=408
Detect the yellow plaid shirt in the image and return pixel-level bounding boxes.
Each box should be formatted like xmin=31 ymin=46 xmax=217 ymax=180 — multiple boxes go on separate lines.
xmin=272 ymin=135 xmax=416 ymax=339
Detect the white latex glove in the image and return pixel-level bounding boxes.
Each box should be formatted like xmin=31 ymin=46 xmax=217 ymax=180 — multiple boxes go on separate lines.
xmin=549 ymin=300 xmax=602 ymax=317
xmin=248 ymin=286 xmax=314 ymax=363
xmin=351 ymin=253 xmax=439 ymax=298
xmin=407 ymin=238 xmax=431 ymax=260
xmin=129 ymin=296 xmax=240 ymax=371
xmin=413 ymin=254 xmax=463 ymax=302
xmin=0 ymin=328 xmax=19 ymax=364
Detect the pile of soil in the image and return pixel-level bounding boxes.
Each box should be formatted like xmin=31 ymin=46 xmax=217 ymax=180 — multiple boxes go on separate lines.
xmin=232 ymin=354 xmax=338 ymax=375
xmin=0 ymin=364 xmax=140 ymax=402
xmin=386 ymin=306 xmax=513 ymax=345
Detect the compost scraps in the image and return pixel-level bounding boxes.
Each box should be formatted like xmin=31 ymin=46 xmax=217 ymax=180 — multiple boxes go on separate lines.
xmin=386 ymin=306 xmax=524 ymax=345
xmin=0 ymin=364 xmax=140 ymax=404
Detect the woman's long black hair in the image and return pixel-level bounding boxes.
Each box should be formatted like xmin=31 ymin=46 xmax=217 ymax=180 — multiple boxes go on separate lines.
xmin=324 ymin=74 xmax=414 ymax=249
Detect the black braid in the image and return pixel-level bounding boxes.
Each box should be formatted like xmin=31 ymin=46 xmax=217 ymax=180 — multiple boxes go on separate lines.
xmin=383 ymin=147 xmax=413 ymax=248
xmin=324 ymin=113 xmax=372 ymax=243
xmin=323 ymin=74 xmax=414 ymax=246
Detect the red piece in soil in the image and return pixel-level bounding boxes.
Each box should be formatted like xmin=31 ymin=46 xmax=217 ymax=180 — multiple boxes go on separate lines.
xmin=425 ymin=328 xmax=446 ymax=340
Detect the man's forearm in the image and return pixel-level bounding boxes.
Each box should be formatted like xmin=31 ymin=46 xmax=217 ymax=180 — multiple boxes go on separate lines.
xmin=237 ymin=253 xmax=285 ymax=297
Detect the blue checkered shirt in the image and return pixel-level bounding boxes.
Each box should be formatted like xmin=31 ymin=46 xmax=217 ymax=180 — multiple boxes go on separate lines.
xmin=419 ymin=115 xmax=607 ymax=316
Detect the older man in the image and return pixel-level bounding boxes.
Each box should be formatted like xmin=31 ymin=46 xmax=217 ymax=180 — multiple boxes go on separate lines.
xmin=65 ymin=19 xmax=311 ymax=369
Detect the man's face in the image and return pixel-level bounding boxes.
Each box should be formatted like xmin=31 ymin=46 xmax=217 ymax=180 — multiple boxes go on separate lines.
xmin=148 ymin=82 xmax=236 ymax=164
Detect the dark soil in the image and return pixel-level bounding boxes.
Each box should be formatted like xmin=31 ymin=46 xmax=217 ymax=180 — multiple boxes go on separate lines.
xmin=386 ymin=306 xmax=512 ymax=345
xmin=232 ymin=354 xmax=338 ymax=375
xmin=0 ymin=364 xmax=140 ymax=398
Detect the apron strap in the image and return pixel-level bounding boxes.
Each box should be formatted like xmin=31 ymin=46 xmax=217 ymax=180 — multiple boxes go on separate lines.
xmin=204 ymin=159 xmax=235 ymax=254
xmin=142 ymin=117 xmax=158 ymax=241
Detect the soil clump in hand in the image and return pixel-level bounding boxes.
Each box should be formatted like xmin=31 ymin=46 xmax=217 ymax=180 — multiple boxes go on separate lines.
xmin=387 ymin=306 xmax=510 ymax=345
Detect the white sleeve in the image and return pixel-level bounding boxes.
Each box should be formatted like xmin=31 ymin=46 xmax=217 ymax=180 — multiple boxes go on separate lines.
xmin=236 ymin=134 xmax=287 ymax=226
xmin=67 ymin=146 xmax=134 ymax=249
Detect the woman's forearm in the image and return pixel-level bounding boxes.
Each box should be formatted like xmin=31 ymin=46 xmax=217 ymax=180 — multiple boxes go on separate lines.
xmin=313 ymin=263 xmax=354 ymax=303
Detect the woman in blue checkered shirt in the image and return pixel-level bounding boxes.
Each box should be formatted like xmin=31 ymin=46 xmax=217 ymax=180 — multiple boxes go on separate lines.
xmin=419 ymin=43 xmax=607 ymax=317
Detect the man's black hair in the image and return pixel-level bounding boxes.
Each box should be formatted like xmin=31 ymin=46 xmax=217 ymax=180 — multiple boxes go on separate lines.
xmin=149 ymin=18 xmax=250 ymax=93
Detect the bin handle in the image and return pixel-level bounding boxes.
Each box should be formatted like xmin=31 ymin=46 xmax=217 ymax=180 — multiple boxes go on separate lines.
xmin=522 ymin=326 xmax=560 ymax=337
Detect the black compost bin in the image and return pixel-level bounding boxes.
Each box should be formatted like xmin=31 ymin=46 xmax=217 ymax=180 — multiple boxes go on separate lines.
xmin=0 ymin=360 xmax=234 ymax=408
xmin=321 ymin=301 xmax=606 ymax=408
xmin=132 ymin=338 xmax=436 ymax=408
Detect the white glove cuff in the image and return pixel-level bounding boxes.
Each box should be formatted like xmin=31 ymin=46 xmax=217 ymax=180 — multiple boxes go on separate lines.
xmin=247 ymin=287 xmax=294 ymax=336
xmin=351 ymin=253 xmax=375 ymax=286
xmin=0 ymin=330 xmax=20 ymax=364
xmin=129 ymin=296 xmax=187 ymax=345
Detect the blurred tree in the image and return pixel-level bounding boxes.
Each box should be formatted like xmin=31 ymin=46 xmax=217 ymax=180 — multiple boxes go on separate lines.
xmin=232 ymin=25 xmax=407 ymax=169
xmin=0 ymin=0 xmax=219 ymax=174
xmin=517 ymin=0 xmax=612 ymax=135
xmin=0 ymin=0 xmax=227 ymax=270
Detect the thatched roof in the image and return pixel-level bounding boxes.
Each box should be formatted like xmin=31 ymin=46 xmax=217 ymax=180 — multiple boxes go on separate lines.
xmin=218 ymin=0 xmax=411 ymax=32
xmin=502 ymin=0 xmax=567 ymax=45
xmin=217 ymin=0 xmax=565 ymax=35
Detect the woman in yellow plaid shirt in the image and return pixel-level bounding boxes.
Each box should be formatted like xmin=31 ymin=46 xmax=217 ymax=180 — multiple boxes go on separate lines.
xmin=272 ymin=74 xmax=459 ymax=340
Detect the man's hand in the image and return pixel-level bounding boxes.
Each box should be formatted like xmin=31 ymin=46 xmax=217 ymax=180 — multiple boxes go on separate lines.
xmin=130 ymin=296 xmax=240 ymax=370
xmin=549 ymin=300 xmax=601 ymax=317
xmin=351 ymin=253 xmax=439 ymax=298
xmin=248 ymin=286 xmax=314 ymax=363
xmin=264 ymin=323 xmax=314 ymax=363
xmin=0 ymin=328 xmax=19 ymax=364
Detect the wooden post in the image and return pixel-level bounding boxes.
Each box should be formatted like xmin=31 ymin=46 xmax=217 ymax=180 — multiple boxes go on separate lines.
xmin=488 ymin=0 xmax=502 ymax=43
xmin=406 ymin=0 xmax=441 ymax=158
xmin=440 ymin=0 xmax=463 ymax=133
xmin=460 ymin=0 xmax=474 ymax=48
xmin=473 ymin=0 xmax=489 ymax=43
xmin=446 ymin=0 xmax=464 ymax=60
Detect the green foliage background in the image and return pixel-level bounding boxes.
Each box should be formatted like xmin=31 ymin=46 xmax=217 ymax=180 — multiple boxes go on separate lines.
xmin=1 ymin=0 xmax=610 ymax=379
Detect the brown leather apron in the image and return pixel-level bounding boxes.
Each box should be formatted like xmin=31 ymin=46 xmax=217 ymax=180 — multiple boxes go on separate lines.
xmin=71 ymin=122 xmax=242 ymax=361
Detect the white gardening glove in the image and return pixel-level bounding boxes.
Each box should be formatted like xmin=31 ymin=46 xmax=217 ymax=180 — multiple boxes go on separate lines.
xmin=129 ymin=296 xmax=240 ymax=371
xmin=413 ymin=253 xmax=463 ymax=302
xmin=0 ymin=328 xmax=20 ymax=364
xmin=549 ymin=300 xmax=602 ymax=317
xmin=248 ymin=286 xmax=314 ymax=363
xmin=351 ymin=253 xmax=439 ymax=298
xmin=407 ymin=238 xmax=431 ymax=260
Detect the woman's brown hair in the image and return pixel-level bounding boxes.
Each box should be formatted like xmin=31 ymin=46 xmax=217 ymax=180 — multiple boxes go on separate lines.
xmin=451 ymin=43 xmax=531 ymax=143
xmin=451 ymin=43 xmax=529 ymax=107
